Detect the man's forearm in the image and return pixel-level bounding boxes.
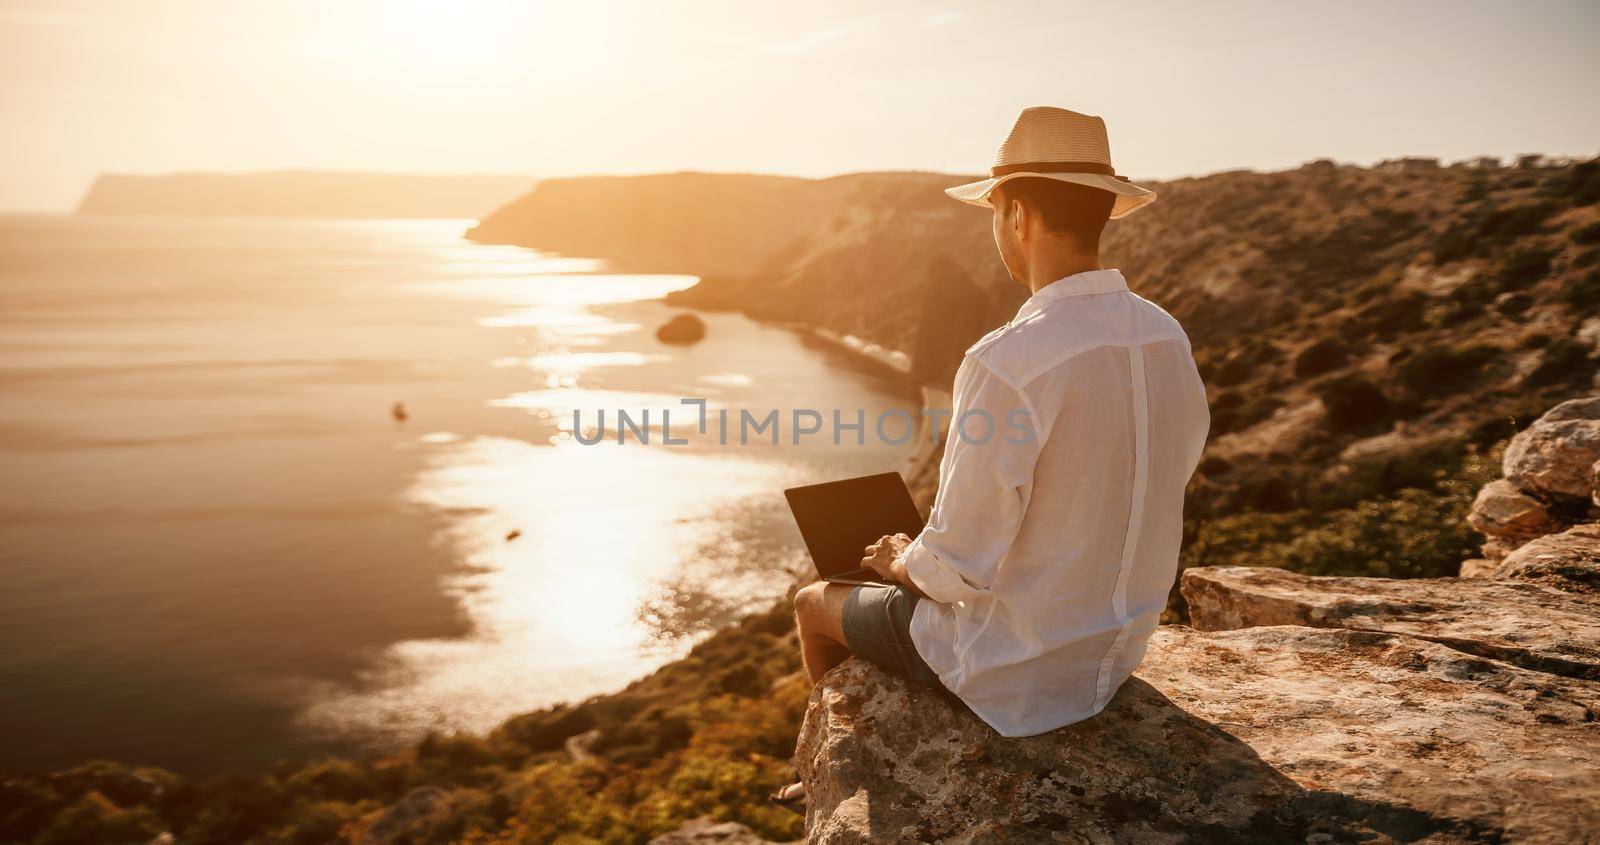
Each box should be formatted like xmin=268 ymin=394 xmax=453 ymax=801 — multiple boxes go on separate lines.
xmin=890 ymin=559 xmax=928 ymax=599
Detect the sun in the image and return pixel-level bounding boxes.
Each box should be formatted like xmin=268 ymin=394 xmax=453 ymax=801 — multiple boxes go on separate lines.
xmin=365 ymin=0 xmax=541 ymax=71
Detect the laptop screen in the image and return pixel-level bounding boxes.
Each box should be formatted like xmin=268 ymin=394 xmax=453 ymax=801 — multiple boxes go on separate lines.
xmin=784 ymin=471 xmax=926 ymax=578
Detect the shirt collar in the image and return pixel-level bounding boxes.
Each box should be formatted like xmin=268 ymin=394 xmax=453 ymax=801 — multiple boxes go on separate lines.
xmin=1014 ymin=269 xmax=1128 ymax=320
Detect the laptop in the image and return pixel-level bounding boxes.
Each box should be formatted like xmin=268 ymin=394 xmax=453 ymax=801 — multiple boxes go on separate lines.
xmin=784 ymin=471 xmax=926 ymax=586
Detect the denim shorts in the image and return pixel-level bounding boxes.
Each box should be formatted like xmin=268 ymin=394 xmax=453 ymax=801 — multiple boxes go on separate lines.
xmin=841 ymin=583 xmax=946 ymax=691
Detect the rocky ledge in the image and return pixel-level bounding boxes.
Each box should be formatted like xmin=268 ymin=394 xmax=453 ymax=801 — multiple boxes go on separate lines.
xmin=797 ymin=627 xmax=1598 ymax=844
xmin=1182 ymin=565 xmax=1600 ymax=679
xmin=793 ymin=395 xmax=1600 ymax=843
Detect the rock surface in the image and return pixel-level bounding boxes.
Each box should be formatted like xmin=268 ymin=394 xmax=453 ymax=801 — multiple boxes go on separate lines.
xmin=796 ymin=629 xmax=1600 ymax=844
xmin=1182 ymin=565 xmax=1600 ymax=679
xmin=647 ymin=817 xmax=791 ymax=845
xmin=1488 ymin=522 xmax=1600 ymax=593
xmin=1466 ymin=478 xmax=1564 ymax=542
xmin=1502 ymin=396 xmax=1600 ymax=501
xmin=657 ymin=312 xmax=708 ymax=344
xmin=1467 ymin=394 xmax=1599 ymax=562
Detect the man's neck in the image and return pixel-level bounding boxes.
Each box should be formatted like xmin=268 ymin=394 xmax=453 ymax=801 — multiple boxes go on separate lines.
xmin=1025 ymin=251 xmax=1103 ymax=294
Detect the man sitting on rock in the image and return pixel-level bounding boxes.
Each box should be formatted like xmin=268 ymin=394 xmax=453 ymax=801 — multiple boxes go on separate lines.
xmin=785 ymin=108 xmax=1209 ymax=802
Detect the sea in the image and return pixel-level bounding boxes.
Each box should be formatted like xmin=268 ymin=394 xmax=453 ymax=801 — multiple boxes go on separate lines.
xmin=0 ymin=214 xmax=918 ymax=773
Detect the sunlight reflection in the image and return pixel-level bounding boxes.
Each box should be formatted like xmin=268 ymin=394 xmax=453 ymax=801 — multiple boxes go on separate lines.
xmin=297 ymin=435 xmax=791 ymax=741
xmin=426 ymin=273 xmax=697 ymax=308
xmin=491 ymin=351 xmax=665 ymax=371
xmin=700 ymin=371 xmax=754 ymax=387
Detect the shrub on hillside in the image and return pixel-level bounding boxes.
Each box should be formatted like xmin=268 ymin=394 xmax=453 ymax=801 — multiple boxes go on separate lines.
xmin=1220 ymin=464 xmax=1316 ymax=514
xmin=1200 ymin=341 xmax=1277 ymax=388
xmin=33 ymin=793 xmax=163 ymax=845
xmin=1496 ymin=245 xmax=1555 ymax=289
xmin=500 ymin=703 xmax=597 ymax=754
xmin=1483 ymin=202 xmax=1560 ymax=239
xmin=1338 ymin=291 xmax=1429 ymax=341
xmin=1292 ymin=337 xmax=1349 ymax=377
xmin=1316 ymin=375 xmax=1392 ymax=432
xmin=1180 ymin=509 xmax=1304 ymax=574
xmin=1550 ymin=159 xmax=1600 ymax=206
xmin=1441 ymin=275 xmax=1498 ymax=317
xmin=1392 ymin=342 xmax=1499 ymax=399
xmin=1433 ymin=201 xmax=1558 ymax=262
xmin=1274 ymin=480 xmax=1489 ymax=578
xmin=593 ymin=706 xmax=695 ymax=767
xmin=1309 ymin=434 xmax=1470 ymax=511
xmin=1458 ymin=178 xmax=1488 ymax=203
xmin=1526 ymin=338 xmax=1595 ymax=387
xmin=1188 ymin=448 xmax=1499 ymax=579
xmin=1208 ymin=389 xmax=1282 ymax=436
xmin=1493 ymin=290 xmax=1533 ymax=315
xmin=1561 ymin=267 xmax=1600 ymax=311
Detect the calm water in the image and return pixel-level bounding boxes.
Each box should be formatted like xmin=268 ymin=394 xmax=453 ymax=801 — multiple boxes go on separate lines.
xmin=0 ymin=215 xmax=916 ymax=773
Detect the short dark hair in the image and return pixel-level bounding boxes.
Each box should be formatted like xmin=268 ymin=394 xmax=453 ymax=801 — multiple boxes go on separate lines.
xmin=993 ymin=178 xmax=1115 ymax=243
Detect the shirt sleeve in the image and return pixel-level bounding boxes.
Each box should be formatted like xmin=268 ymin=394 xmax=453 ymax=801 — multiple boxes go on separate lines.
xmin=902 ymin=359 xmax=1042 ymax=605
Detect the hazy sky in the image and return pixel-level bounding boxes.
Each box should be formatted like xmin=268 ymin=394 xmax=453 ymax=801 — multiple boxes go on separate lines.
xmin=2 ymin=0 xmax=1597 ymax=211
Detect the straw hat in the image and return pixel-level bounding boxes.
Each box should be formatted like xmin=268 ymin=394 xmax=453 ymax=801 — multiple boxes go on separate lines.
xmin=946 ymin=107 xmax=1156 ymax=219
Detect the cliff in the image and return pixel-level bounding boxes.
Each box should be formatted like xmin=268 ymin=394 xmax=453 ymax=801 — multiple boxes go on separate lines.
xmin=7 ymin=162 xmax=1598 ymax=843
xmin=471 ymin=160 xmax=1600 ymax=529
xmin=466 ymin=160 xmax=1599 ymax=389
xmin=75 ymin=171 xmax=535 ymax=219
xmin=794 ymin=398 xmax=1600 ymax=843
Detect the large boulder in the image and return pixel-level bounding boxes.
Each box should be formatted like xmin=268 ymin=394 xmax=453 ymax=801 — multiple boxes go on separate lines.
xmin=1487 ymin=523 xmax=1600 ymax=594
xmin=1502 ymin=395 xmax=1600 ymax=502
xmin=1181 ymin=565 xmax=1600 ymax=679
xmin=657 ymin=312 xmax=708 ymax=344
xmin=1466 ymin=478 xmax=1564 ymax=545
xmin=796 ymin=629 xmax=1600 ymax=844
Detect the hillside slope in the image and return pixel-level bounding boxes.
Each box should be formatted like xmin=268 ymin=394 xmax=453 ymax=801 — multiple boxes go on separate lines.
xmin=77 ymin=171 xmax=536 ymax=219
xmin=468 ymin=172 xmax=831 ymax=278
xmin=474 ymin=159 xmax=1600 ymax=581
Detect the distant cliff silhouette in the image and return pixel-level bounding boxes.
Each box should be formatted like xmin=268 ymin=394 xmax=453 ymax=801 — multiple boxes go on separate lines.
xmin=76 ymin=171 xmax=535 ymax=219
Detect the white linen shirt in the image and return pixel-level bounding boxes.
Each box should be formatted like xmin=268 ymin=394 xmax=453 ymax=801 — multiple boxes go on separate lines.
xmin=904 ymin=268 xmax=1209 ymax=737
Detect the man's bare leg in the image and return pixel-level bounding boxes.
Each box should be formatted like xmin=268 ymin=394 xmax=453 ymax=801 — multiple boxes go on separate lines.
xmin=776 ymin=581 xmax=855 ymax=809
xmin=793 ymin=581 xmax=854 ymax=685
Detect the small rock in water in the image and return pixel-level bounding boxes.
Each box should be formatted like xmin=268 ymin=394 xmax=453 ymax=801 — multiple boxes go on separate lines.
xmin=656 ymin=313 xmax=707 ymax=345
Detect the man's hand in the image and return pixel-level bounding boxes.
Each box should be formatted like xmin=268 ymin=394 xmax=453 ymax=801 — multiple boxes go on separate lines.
xmin=861 ymin=533 xmax=924 ymax=596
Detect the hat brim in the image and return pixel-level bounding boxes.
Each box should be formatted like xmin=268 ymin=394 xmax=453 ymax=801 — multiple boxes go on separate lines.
xmin=944 ymin=172 xmax=1156 ymax=219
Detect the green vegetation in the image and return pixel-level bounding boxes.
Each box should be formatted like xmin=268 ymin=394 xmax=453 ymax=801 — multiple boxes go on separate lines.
xmin=1292 ymin=338 xmax=1349 ymax=377
xmin=1186 ymin=447 xmax=1499 ymax=580
xmin=1 ymin=608 xmax=809 ymax=845
xmin=1392 ymin=342 xmax=1500 ymax=401
xmin=1496 ymin=244 xmax=1555 ymax=289
xmin=1548 ymin=159 xmax=1600 ymax=206
xmin=1316 ymin=375 xmax=1392 ymax=433
xmin=1562 ymin=267 xmax=1600 ymax=310
xmin=1432 ymin=201 xmax=1557 ymax=262
xmin=1528 ymin=338 xmax=1596 ymax=387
